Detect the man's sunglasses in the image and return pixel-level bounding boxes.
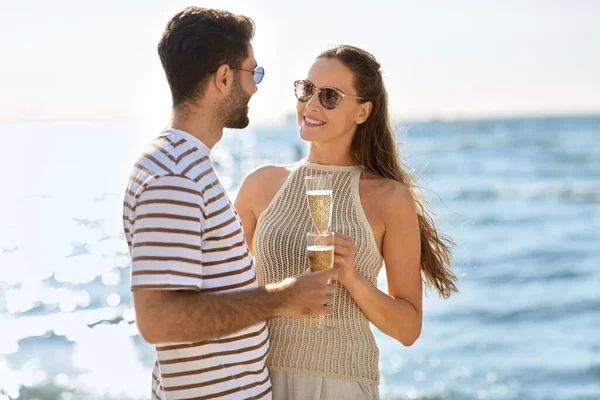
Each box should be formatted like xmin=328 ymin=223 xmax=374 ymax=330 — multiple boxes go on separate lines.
xmin=231 ymin=66 xmax=265 ymax=84
xmin=294 ymin=79 xmax=366 ymax=110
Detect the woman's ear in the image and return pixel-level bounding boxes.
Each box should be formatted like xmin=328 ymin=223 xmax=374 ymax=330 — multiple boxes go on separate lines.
xmin=356 ymin=101 xmax=373 ymax=125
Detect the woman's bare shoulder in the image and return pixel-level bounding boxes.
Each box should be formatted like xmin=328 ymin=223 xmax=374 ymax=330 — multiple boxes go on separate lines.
xmin=242 ymin=163 xmax=293 ymax=189
xmin=236 ymin=163 xmax=295 ymax=215
xmin=362 ymin=172 xmax=411 ymax=197
xmin=362 ymin=174 xmax=415 ymax=213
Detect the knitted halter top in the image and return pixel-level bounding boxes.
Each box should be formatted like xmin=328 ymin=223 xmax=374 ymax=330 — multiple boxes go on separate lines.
xmin=253 ymin=158 xmax=384 ymax=385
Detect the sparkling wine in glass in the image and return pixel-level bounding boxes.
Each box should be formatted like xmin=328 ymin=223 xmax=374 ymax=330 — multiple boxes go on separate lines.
xmin=306 ymin=231 xmax=336 ymax=331
xmin=304 ymin=174 xmax=333 ymax=234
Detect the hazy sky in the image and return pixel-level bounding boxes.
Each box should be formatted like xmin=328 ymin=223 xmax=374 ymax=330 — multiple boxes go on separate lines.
xmin=1 ymin=0 xmax=599 ymax=124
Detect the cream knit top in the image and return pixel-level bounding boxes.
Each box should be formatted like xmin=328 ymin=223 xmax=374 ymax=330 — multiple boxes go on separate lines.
xmin=253 ymin=158 xmax=384 ymax=386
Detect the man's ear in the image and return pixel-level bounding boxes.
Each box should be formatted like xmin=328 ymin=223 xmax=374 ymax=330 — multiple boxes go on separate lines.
xmin=214 ymin=64 xmax=232 ymax=94
xmin=356 ymin=101 xmax=373 ymax=125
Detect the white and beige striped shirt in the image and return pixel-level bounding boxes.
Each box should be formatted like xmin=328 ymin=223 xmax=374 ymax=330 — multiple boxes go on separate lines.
xmin=123 ymin=129 xmax=271 ymax=400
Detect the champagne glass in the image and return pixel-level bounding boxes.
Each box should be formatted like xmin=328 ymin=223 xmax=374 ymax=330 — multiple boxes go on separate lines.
xmin=304 ymin=174 xmax=333 ymax=234
xmin=306 ymin=231 xmax=336 ymax=331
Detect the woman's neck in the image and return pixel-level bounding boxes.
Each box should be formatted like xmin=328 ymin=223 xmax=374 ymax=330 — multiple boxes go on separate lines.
xmin=306 ymin=143 xmax=355 ymax=166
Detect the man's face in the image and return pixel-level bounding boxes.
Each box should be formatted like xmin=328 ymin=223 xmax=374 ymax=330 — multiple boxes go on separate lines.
xmin=219 ymin=44 xmax=258 ymax=129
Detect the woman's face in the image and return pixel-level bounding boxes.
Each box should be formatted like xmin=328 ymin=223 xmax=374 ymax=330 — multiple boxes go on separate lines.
xmin=296 ymin=58 xmax=369 ymax=145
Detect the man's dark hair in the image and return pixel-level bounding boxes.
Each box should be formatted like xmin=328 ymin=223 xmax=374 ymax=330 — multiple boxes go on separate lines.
xmin=158 ymin=7 xmax=255 ymax=108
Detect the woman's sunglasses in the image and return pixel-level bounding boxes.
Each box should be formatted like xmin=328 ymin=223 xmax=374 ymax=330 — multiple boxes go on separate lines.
xmin=231 ymin=66 xmax=265 ymax=84
xmin=294 ymin=79 xmax=366 ymax=110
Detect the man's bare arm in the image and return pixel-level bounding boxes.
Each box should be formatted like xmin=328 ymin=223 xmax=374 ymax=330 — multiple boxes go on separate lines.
xmin=134 ymin=268 xmax=338 ymax=344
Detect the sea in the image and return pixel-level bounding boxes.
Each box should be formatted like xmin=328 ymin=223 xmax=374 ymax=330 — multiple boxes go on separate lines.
xmin=0 ymin=115 xmax=598 ymax=400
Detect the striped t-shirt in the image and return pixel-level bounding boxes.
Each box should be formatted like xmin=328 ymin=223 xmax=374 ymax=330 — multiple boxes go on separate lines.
xmin=122 ymin=129 xmax=271 ymax=400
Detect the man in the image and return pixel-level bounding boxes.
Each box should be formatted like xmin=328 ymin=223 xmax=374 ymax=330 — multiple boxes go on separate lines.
xmin=122 ymin=7 xmax=337 ymax=400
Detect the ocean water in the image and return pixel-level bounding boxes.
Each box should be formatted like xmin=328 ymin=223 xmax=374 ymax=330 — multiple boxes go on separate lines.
xmin=0 ymin=115 xmax=598 ymax=400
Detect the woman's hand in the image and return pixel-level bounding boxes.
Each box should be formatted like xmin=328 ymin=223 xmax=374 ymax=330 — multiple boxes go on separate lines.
xmin=333 ymin=233 xmax=360 ymax=287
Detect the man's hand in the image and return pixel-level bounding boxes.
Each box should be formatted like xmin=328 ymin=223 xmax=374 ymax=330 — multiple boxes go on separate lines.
xmin=270 ymin=268 xmax=339 ymax=318
xmin=133 ymin=268 xmax=339 ymax=344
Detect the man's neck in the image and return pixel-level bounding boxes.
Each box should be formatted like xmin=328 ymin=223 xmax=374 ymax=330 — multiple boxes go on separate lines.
xmin=169 ymin=105 xmax=223 ymax=149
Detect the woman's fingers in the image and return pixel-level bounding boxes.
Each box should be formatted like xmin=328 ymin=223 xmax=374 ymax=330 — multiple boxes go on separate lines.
xmin=334 ymin=233 xmax=352 ymax=243
xmin=333 ymin=255 xmax=345 ymax=264
xmin=334 ymin=237 xmax=354 ymax=252
xmin=334 ymin=248 xmax=349 ymax=257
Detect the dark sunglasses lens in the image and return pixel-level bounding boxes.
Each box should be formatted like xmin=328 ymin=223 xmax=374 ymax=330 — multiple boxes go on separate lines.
xmin=319 ymin=88 xmax=341 ymax=109
xmin=294 ymin=80 xmax=313 ymax=102
xmin=253 ymin=67 xmax=264 ymax=84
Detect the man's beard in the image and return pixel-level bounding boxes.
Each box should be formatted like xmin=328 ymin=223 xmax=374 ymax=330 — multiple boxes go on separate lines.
xmin=218 ymin=74 xmax=251 ymax=129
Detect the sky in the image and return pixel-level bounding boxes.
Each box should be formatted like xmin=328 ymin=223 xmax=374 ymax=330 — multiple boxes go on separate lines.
xmin=1 ymin=0 xmax=599 ymax=124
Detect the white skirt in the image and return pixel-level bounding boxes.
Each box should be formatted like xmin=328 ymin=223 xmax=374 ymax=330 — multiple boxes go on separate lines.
xmin=269 ymin=370 xmax=380 ymax=400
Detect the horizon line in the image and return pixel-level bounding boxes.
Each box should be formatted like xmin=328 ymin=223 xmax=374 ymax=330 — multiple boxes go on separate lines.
xmin=1 ymin=110 xmax=599 ymax=125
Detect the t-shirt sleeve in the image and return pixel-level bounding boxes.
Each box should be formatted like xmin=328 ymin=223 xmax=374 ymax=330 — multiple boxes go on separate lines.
xmin=129 ymin=175 xmax=205 ymax=291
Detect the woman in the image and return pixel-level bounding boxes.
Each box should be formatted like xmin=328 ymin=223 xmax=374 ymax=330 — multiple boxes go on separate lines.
xmin=235 ymin=45 xmax=458 ymax=399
